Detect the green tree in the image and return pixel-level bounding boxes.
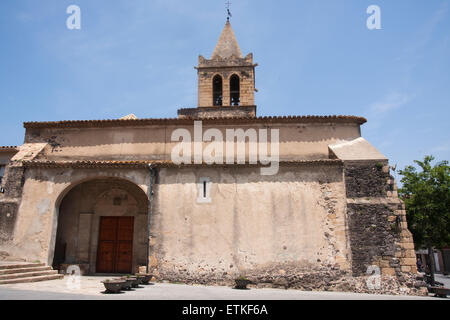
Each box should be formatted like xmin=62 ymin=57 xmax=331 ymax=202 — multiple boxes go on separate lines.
xmin=398 ymin=155 xmax=450 ymax=286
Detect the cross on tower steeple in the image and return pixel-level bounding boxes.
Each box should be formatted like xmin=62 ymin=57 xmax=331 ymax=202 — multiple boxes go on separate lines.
xmin=226 ymin=1 xmax=232 ymax=21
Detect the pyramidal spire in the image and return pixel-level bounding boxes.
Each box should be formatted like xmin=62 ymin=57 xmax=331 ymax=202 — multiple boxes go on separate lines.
xmin=211 ymin=21 xmax=243 ymax=59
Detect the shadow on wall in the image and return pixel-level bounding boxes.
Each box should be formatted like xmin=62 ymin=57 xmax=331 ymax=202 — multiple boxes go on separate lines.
xmin=25 ymin=123 xmax=362 ymax=150
xmin=157 ymin=164 xmax=345 ymax=185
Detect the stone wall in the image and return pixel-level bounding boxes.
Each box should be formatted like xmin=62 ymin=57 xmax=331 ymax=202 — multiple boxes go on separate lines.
xmin=344 ymin=161 xmax=422 ymax=293
xmin=1 ymin=165 xmax=26 ymax=199
xmin=145 ymin=162 xmax=425 ymax=296
xmin=0 ymin=202 xmax=19 ymax=242
xmin=23 ymin=122 xmax=362 ymax=162
xmin=150 ymin=163 xmax=352 ymax=285
xmin=0 ymin=166 xmax=150 ymax=265
xmin=1 ymin=144 xmax=46 ymax=258
xmin=197 ymin=54 xmax=255 ymax=107
xmin=178 ymin=105 xmax=256 ymax=119
xmin=344 ymin=161 xmax=391 ymax=198
xmin=348 ymin=203 xmax=401 ymax=275
xmin=0 ymin=164 xmax=25 ymax=243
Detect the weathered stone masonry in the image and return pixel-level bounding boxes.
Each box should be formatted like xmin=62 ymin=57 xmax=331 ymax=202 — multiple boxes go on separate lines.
xmin=145 ymin=161 xmax=425 ymax=295
xmin=344 ymin=161 xmax=418 ymax=280
xmin=0 ymin=165 xmax=25 ymax=242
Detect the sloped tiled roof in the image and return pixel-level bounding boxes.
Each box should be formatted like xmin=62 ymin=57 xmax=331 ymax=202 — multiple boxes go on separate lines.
xmin=23 ymin=115 xmax=367 ymax=129
xmin=22 ymin=159 xmax=343 ymax=169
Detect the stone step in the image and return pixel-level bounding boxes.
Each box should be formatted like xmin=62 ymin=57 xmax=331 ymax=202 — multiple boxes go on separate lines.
xmin=0 ymin=274 xmax=64 ymax=285
xmin=0 ymin=270 xmax=59 ymax=281
xmin=0 ymin=263 xmax=45 ymax=271
xmin=0 ymin=266 xmax=52 ymax=275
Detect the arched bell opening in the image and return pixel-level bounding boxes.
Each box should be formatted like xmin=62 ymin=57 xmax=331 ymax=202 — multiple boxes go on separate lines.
xmin=230 ymin=74 xmax=240 ymax=106
xmin=213 ymin=75 xmax=223 ymax=106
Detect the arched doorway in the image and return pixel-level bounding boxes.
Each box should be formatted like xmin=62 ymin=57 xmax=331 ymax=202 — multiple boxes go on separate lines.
xmin=52 ymin=178 xmax=148 ymax=274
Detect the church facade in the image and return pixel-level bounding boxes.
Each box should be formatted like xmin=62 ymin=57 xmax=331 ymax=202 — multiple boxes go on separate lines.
xmin=0 ymin=21 xmax=424 ymax=294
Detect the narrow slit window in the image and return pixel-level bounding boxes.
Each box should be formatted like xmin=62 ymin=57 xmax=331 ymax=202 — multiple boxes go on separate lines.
xmin=230 ymin=74 xmax=240 ymax=106
xmin=197 ymin=177 xmax=211 ymax=203
xmin=213 ymin=75 xmax=223 ymax=106
xmin=203 ymin=181 xmax=207 ymax=198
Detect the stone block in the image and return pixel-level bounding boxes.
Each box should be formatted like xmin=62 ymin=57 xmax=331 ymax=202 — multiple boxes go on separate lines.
xmin=379 ymin=260 xmax=390 ymax=268
xmin=401 ymin=266 xmax=411 ymax=272
xmin=402 ymin=242 xmax=415 ymax=250
xmin=401 ymin=258 xmax=416 ymax=266
xmin=382 ymin=268 xmax=396 ymax=276
xmin=405 ymin=250 xmax=416 ymax=258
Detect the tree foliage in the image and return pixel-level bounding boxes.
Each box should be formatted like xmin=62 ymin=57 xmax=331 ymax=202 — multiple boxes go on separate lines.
xmin=398 ymin=155 xmax=450 ymax=249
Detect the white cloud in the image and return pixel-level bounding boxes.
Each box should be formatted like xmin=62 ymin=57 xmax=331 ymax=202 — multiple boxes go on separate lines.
xmin=405 ymin=2 xmax=449 ymax=56
xmin=369 ymin=92 xmax=412 ymax=114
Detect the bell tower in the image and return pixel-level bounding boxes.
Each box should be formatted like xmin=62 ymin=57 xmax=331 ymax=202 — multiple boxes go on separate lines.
xmin=196 ymin=21 xmax=257 ymax=108
xmin=178 ymin=19 xmax=258 ymax=119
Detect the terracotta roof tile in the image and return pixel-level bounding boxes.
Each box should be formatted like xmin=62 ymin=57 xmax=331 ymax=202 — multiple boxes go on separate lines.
xmin=0 ymin=146 xmax=19 ymax=152
xmin=23 ymin=115 xmax=367 ymax=129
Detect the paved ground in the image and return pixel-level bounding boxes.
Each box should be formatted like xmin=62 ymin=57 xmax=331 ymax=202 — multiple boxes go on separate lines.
xmin=435 ymin=274 xmax=450 ymax=288
xmin=0 ymin=276 xmax=443 ymax=300
xmin=0 ymin=260 xmax=30 ymax=266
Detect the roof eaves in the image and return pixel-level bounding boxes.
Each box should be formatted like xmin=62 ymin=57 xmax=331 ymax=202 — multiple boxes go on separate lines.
xmin=23 ymin=115 xmax=367 ymax=129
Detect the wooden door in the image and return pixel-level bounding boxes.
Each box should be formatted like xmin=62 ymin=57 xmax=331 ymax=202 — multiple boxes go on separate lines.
xmin=97 ymin=217 xmax=134 ymax=273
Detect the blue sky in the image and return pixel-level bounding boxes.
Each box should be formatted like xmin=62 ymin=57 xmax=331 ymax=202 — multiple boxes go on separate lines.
xmin=0 ymin=0 xmax=449 ymax=172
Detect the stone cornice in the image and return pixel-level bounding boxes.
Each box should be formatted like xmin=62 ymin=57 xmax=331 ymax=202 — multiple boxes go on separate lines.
xmin=22 ymin=159 xmax=343 ymax=169
xmin=196 ymin=64 xmax=257 ymax=70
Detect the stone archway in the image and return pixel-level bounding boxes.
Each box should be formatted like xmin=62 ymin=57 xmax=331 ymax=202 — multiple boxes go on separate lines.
xmin=52 ymin=178 xmax=148 ymax=274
